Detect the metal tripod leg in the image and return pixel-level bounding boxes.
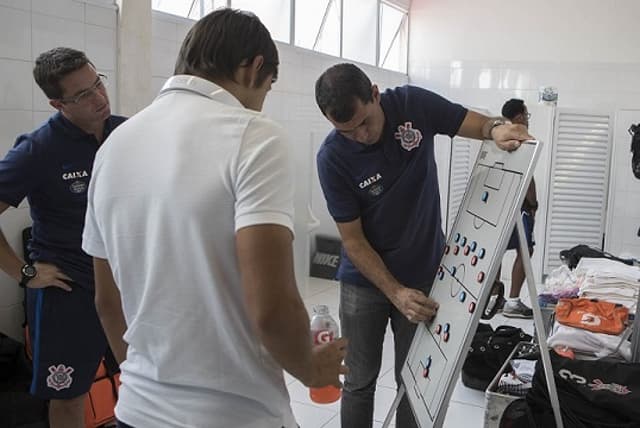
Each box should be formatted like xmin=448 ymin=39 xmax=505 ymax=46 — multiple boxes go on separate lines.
xmin=382 ymin=384 xmax=405 ymax=428
xmin=516 ymin=215 xmax=564 ymax=428
xmin=631 ymin=280 xmax=640 ymax=362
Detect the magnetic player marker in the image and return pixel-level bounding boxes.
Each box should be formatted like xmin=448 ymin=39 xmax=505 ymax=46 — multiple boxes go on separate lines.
xmin=435 ymin=324 xmax=442 ymax=334
xmin=426 ymin=355 xmax=432 ymax=368
xmin=461 ymin=236 xmax=467 ymax=246
xmin=470 ymin=241 xmax=477 ymax=252
xmin=477 ymin=271 xmax=485 ymax=282
xmin=481 ymin=191 xmax=489 ymax=202
xmin=471 ymin=255 xmax=478 ymax=266
xmin=459 ymin=291 xmax=466 ymax=302
xmin=445 ymin=245 xmax=450 ymax=254
xmin=438 ymin=270 xmax=445 ymax=280
xmin=464 ymin=245 xmax=470 ymax=256
xmin=443 ymin=323 xmax=450 ymax=333
xmin=451 ymin=266 xmax=457 ymax=276
xmin=453 ymin=246 xmax=460 ymax=255
xmin=478 ymin=248 xmax=486 ymax=259
xmin=469 ymin=302 xmax=476 ymax=313
xmin=423 ymin=367 xmax=429 ymax=378
xmin=443 ymin=332 xmax=450 ymax=342
xmin=454 ymin=232 xmax=461 ymax=242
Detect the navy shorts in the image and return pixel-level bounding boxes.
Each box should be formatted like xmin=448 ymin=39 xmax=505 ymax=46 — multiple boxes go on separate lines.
xmin=26 ymin=284 xmax=108 ymax=400
xmin=507 ymin=211 xmax=535 ymax=251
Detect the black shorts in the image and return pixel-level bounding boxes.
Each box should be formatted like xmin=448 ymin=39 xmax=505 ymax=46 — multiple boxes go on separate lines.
xmin=26 ymin=285 xmax=108 ymax=400
xmin=507 ymin=211 xmax=535 ymax=251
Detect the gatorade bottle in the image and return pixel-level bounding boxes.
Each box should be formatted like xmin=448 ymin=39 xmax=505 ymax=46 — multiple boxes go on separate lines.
xmin=309 ymin=304 xmax=342 ymax=404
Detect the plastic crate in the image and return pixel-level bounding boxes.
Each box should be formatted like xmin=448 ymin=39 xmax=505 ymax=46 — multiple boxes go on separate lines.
xmin=483 ymin=341 xmax=538 ymax=428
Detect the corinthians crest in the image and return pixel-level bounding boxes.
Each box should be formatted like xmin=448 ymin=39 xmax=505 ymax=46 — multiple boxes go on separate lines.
xmin=394 ymin=122 xmax=423 ymax=151
xmin=46 ymin=364 xmax=74 ymax=391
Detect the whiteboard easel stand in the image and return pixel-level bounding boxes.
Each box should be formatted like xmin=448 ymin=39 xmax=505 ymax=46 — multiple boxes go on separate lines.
xmin=382 ymin=215 xmax=564 ymax=428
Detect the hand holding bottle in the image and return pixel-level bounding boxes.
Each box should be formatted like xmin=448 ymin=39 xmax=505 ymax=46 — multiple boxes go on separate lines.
xmin=308 ymin=305 xmax=348 ymax=403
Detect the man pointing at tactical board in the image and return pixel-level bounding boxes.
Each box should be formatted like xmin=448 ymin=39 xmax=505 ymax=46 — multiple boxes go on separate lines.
xmin=314 ymin=63 xmax=532 ymax=428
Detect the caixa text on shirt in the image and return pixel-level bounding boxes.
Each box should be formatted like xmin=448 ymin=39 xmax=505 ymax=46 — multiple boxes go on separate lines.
xmin=62 ymin=170 xmax=89 ymax=180
xmin=358 ymin=173 xmax=382 ymax=189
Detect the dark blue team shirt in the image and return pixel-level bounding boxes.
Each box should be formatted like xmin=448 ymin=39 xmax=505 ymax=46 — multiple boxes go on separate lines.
xmin=317 ymin=85 xmax=468 ymax=288
xmin=0 ymin=112 xmax=126 ymax=288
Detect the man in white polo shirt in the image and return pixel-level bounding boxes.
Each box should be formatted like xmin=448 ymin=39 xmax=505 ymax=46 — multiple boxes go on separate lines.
xmin=81 ymin=9 xmax=347 ymax=428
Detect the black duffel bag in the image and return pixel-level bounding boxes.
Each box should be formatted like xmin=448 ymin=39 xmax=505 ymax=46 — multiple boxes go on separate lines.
xmin=461 ymin=324 xmax=533 ymax=391
xmin=559 ymin=244 xmax=633 ymax=270
xmin=526 ymin=350 xmax=640 ymax=428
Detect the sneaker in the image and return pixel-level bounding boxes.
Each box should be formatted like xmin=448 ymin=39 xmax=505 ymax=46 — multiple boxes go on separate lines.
xmin=503 ymin=300 xmax=533 ymax=319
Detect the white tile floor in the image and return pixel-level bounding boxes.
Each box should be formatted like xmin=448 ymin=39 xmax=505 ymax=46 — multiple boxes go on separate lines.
xmin=288 ymin=277 xmax=535 ymax=428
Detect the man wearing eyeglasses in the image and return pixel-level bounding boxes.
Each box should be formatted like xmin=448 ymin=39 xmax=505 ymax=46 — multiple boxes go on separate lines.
xmin=0 ymin=47 xmax=126 ymax=427
xmin=493 ymin=98 xmax=538 ymax=319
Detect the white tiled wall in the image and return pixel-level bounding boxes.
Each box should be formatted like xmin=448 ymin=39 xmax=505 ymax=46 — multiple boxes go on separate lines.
xmin=409 ymin=0 xmax=640 ymax=270
xmin=0 ymin=0 xmax=118 ymax=340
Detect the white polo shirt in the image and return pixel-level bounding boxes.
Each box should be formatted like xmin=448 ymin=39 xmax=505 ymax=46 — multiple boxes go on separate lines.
xmin=82 ymin=75 xmax=297 ymax=428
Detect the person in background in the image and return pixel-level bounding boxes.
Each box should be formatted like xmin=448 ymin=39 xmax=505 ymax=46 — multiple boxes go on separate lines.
xmin=82 ymin=9 xmax=347 ymax=428
xmin=0 ymin=47 xmax=125 ymax=428
xmin=314 ymin=63 xmax=532 ymax=428
xmin=494 ymin=98 xmax=538 ymax=319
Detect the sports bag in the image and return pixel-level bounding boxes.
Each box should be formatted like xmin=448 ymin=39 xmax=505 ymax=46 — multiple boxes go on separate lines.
xmin=630 ymin=123 xmax=640 ymax=179
xmin=462 ymin=324 xmax=533 ymax=391
xmin=526 ymin=351 xmax=640 ymax=427
xmin=559 ymin=244 xmax=633 ymax=270
xmin=555 ymin=298 xmax=629 ymax=335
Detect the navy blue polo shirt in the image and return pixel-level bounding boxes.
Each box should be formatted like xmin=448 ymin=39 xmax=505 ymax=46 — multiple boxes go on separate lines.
xmin=317 ymin=85 xmax=467 ymax=288
xmin=0 ymin=112 xmax=126 ymax=288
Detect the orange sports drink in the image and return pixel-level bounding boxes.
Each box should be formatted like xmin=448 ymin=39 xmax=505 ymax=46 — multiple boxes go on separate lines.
xmin=309 ymin=305 xmax=342 ymax=404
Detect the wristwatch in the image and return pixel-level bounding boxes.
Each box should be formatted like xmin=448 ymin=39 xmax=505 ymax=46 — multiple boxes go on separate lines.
xmin=487 ymin=118 xmax=511 ymax=139
xmin=19 ymin=264 xmax=36 ymax=288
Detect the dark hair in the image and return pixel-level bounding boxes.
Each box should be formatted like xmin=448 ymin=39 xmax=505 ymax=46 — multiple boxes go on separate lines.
xmin=33 ymin=47 xmax=91 ymax=100
xmin=175 ymin=8 xmax=278 ymax=86
xmin=501 ymin=98 xmax=526 ymax=120
xmin=315 ymin=63 xmax=374 ymax=122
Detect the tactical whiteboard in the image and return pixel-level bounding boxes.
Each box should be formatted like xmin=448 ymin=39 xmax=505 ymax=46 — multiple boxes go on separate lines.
xmin=401 ymin=140 xmax=541 ymax=428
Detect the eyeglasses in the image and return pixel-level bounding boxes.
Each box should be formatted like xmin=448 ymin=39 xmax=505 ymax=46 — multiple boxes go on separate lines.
xmin=59 ymin=74 xmax=108 ymax=104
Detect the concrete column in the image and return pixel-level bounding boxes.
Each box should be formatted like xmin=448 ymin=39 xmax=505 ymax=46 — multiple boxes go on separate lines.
xmin=115 ymin=0 xmax=153 ymax=116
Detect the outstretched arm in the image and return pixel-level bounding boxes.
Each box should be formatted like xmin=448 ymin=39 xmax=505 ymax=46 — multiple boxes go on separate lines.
xmin=336 ymin=218 xmax=438 ymax=323
xmin=457 ymin=110 xmax=533 ymax=151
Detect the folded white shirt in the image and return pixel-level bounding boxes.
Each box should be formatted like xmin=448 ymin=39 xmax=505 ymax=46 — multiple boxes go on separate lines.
xmin=547 ymin=324 xmax=631 ymax=361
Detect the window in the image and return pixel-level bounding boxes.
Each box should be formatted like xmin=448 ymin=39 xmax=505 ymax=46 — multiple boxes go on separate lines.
xmin=152 ymin=0 xmax=226 ymax=18
xmin=295 ymin=0 xmax=341 ymax=57
xmin=231 ymin=0 xmax=291 ymax=43
xmin=342 ymin=0 xmax=377 ymax=66
xmin=151 ymin=0 xmax=409 ymax=73
xmin=152 ymin=0 xmax=195 ymax=17
xmin=379 ymin=1 xmax=407 ymax=73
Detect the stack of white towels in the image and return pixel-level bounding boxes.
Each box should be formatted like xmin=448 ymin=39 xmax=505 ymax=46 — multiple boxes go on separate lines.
xmin=547 ymin=258 xmax=640 ymax=361
xmin=575 ymin=257 xmax=640 ymax=313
